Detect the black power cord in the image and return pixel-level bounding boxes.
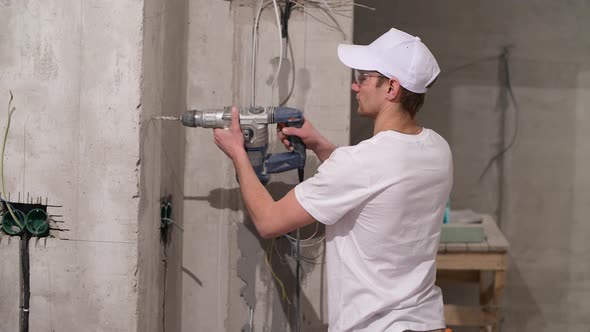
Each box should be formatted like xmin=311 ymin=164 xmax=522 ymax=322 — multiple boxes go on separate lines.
xmin=20 ymin=232 xmax=30 ymax=332
xmin=281 ymin=0 xmax=294 ymax=39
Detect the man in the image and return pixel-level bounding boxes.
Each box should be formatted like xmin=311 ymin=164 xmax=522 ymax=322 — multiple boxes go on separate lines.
xmin=213 ymin=28 xmax=453 ymax=332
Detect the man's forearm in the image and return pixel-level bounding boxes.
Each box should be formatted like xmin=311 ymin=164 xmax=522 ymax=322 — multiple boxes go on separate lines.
xmin=312 ymin=137 xmax=337 ymax=163
xmin=230 ymin=151 xmax=316 ymax=239
xmin=232 ymin=151 xmax=276 ymax=238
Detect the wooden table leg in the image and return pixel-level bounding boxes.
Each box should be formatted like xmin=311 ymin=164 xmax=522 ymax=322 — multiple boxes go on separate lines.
xmin=491 ymin=271 xmax=506 ymax=332
xmin=479 ymin=271 xmax=488 ymax=332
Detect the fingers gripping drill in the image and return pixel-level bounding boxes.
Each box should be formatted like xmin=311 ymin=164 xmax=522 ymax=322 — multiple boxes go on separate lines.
xmin=181 ymin=106 xmax=306 ymax=184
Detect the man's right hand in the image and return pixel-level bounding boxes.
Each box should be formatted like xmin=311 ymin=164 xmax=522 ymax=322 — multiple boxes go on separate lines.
xmin=277 ymin=119 xmax=337 ymax=163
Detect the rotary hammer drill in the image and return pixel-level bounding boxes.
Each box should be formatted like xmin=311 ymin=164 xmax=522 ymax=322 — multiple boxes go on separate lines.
xmin=180 ymin=106 xmax=306 ymax=184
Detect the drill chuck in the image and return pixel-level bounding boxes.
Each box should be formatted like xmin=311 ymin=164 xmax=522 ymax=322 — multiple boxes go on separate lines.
xmin=180 ymin=110 xmax=199 ymax=127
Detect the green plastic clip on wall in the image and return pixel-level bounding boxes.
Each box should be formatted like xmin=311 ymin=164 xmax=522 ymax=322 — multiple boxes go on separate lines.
xmin=161 ymin=202 xmax=173 ymax=229
xmin=1 ymin=209 xmax=26 ymax=235
xmin=25 ymin=208 xmax=49 ymax=236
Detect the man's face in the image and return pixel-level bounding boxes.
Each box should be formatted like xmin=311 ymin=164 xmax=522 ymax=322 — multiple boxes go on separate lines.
xmin=352 ymin=70 xmax=390 ymax=118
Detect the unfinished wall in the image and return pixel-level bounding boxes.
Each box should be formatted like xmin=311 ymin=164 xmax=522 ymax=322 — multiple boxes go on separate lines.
xmin=138 ymin=0 xmax=188 ymax=331
xmin=0 ymin=236 xmax=19 ymax=330
xmin=0 ymin=1 xmax=142 ymax=331
xmin=353 ymin=1 xmax=590 ymax=331
xmin=183 ymin=0 xmax=352 ymax=331
xmin=0 ymin=0 xmax=186 ymax=331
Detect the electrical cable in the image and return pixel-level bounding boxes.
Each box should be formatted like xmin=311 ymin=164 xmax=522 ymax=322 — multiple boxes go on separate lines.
xmin=251 ymin=0 xmax=265 ymax=107
xmin=19 ymin=231 xmax=30 ymax=332
xmin=295 ymin=228 xmax=301 ymax=332
xmin=289 ymin=2 xmax=345 ymax=36
xmin=479 ymin=46 xmax=520 ymax=182
xmin=1 ymin=91 xmax=23 ymax=229
xmin=248 ymin=306 xmax=253 ymax=332
xmin=281 ymin=0 xmax=294 ymax=39
xmin=161 ymin=217 xmax=184 ymax=232
xmin=252 ymin=0 xmax=288 ymax=105
xmin=300 ymin=248 xmax=325 ymax=262
xmin=270 ymin=0 xmax=284 ymax=88
xmin=279 ymin=22 xmax=296 ymax=106
xmin=285 ymin=220 xmax=319 ymax=241
xmin=288 ymin=235 xmax=325 ymax=248
xmin=254 ymin=0 xmax=368 ymax=106
xmin=265 ymin=238 xmax=291 ymax=304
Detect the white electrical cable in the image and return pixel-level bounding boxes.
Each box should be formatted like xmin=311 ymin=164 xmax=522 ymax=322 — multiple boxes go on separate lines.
xmin=285 ymin=221 xmax=319 ymax=241
xmin=270 ymin=0 xmax=283 ymax=88
xmin=290 ymin=2 xmax=346 ymax=37
xmin=251 ymin=0 xmax=265 ymax=107
xmin=279 ymin=32 xmax=296 ymax=106
xmin=289 ymin=235 xmax=326 ymax=248
xmin=318 ymin=0 xmax=347 ymax=39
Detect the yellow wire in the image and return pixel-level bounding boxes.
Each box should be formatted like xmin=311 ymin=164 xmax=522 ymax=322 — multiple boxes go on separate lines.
xmin=265 ymin=238 xmax=291 ymax=305
xmin=1 ymin=91 xmax=22 ymax=229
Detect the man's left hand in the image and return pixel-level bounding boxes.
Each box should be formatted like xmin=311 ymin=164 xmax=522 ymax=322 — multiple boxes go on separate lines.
xmin=214 ymin=106 xmax=245 ymax=161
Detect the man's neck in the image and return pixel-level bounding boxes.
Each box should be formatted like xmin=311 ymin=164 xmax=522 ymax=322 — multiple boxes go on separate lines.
xmin=372 ymin=104 xmax=420 ymax=136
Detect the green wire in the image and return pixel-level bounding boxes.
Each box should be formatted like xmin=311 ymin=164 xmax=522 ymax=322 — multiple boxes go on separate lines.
xmin=1 ymin=91 xmax=23 ymax=229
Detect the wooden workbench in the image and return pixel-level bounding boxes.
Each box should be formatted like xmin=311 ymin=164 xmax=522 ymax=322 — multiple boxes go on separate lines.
xmin=436 ymin=215 xmax=510 ymax=332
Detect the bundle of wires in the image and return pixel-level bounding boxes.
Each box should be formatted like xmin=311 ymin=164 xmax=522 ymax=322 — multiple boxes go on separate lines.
xmin=251 ymin=0 xmax=374 ymax=107
xmin=1 ymin=91 xmax=23 ymax=230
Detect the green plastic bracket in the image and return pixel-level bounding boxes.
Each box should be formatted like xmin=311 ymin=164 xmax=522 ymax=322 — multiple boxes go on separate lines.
xmin=1 ymin=209 xmax=26 ymax=236
xmin=25 ymin=208 xmax=49 ymax=236
xmin=160 ymin=202 xmax=173 ymax=229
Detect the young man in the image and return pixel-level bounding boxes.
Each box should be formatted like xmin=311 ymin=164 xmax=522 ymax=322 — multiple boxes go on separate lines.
xmin=213 ymin=28 xmax=453 ymax=332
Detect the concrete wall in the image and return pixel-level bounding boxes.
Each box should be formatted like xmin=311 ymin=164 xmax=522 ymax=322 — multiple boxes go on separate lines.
xmin=0 ymin=235 xmax=20 ymax=331
xmin=0 ymin=1 xmax=142 ymax=330
xmin=0 ymin=0 xmax=186 ymax=331
xmin=353 ymin=1 xmax=590 ymax=331
xmin=138 ymin=0 xmax=188 ymax=331
xmin=182 ymin=0 xmax=352 ymax=330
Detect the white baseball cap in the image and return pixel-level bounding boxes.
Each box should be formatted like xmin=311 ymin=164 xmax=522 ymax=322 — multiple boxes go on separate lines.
xmin=338 ymin=28 xmax=440 ymax=94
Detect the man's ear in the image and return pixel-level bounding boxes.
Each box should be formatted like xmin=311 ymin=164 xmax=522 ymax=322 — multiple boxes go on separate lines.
xmin=385 ymin=80 xmax=401 ymax=102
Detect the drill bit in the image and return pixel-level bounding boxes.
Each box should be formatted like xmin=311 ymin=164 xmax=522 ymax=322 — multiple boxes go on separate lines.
xmin=153 ymin=116 xmax=180 ymax=121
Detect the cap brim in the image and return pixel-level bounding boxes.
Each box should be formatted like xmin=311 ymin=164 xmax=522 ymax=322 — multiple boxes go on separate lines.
xmin=337 ymin=44 xmax=379 ymax=71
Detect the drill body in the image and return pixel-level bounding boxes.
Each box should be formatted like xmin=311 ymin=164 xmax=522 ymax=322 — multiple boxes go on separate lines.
xmin=181 ymin=106 xmax=306 ymax=184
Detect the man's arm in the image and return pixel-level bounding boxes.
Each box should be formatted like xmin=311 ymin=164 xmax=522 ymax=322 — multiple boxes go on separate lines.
xmin=214 ymin=107 xmax=316 ymax=239
xmin=278 ymin=119 xmax=337 ymax=163
xmin=232 ymin=151 xmax=316 ymax=238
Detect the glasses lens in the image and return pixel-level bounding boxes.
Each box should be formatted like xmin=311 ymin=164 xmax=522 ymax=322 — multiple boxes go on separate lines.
xmin=354 ymin=70 xmax=364 ymax=84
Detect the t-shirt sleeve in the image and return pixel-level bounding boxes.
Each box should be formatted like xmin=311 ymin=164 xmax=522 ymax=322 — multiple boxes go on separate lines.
xmin=294 ymin=148 xmax=370 ymax=225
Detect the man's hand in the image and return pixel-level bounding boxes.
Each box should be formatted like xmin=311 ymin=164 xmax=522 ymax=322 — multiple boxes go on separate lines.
xmin=277 ymin=118 xmax=337 ymax=163
xmin=214 ymin=106 xmax=246 ymax=161
xmin=277 ymin=119 xmax=317 ymax=151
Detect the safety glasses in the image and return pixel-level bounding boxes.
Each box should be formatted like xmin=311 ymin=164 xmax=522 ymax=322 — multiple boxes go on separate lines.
xmin=354 ymin=69 xmax=388 ymax=85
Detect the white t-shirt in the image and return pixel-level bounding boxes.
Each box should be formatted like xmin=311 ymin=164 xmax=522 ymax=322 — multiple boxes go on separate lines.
xmin=295 ymin=128 xmax=453 ymax=332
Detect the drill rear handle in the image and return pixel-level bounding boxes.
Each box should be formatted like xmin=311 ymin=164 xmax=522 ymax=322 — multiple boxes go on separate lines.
xmin=266 ymin=112 xmax=306 ymax=182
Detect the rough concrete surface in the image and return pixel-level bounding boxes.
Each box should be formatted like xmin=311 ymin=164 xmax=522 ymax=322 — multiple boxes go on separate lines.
xmin=137 ymin=0 xmax=188 ymax=331
xmin=354 ymin=1 xmax=590 ymax=331
xmin=1 ymin=0 xmax=143 ymax=330
xmin=182 ymin=2 xmax=235 ymax=330
xmin=0 ymin=234 xmax=20 ymax=332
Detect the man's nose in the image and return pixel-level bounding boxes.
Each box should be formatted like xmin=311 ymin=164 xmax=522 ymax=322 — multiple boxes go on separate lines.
xmin=351 ymin=82 xmax=360 ymax=92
